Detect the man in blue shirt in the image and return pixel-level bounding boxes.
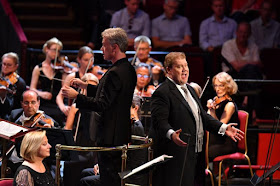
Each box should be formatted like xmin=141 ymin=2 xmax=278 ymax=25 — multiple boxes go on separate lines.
xmin=199 ymin=0 xmax=237 ymax=52
xmin=152 ymin=0 xmax=192 ymax=50
xmin=250 ymin=1 xmax=280 ymax=49
xmin=110 ymin=0 xmax=150 ymax=48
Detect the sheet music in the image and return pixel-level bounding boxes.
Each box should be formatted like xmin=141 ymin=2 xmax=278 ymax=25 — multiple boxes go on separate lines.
xmin=123 ymin=154 xmax=173 ymax=179
xmin=0 ymin=121 xmax=28 ymax=137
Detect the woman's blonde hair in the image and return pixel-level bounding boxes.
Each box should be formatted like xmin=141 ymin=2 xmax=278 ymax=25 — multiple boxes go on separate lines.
xmin=20 ymin=130 xmax=47 ymax=163
xmin=2 ymin=52 xmax=19 ymax=65
xmin=212 ymin=72 xmax=238 ymax=95
xmin=42 ymin=37 xmax=63 ymax=54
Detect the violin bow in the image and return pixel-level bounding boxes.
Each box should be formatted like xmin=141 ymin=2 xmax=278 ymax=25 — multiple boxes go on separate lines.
xmin=131 ymin=40 xmax=142 ymax=66
xmin=73 ymin=56 xmax=94 ymax=142
xmin=199 ymin=76 xmax=210 ymax=99
xmin=50 ymin=44 xmax=60 ymax=93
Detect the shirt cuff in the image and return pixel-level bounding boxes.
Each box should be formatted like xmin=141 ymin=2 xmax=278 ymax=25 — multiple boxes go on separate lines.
xmin=218 ymin=123 xmax=228 ymax=136
xmin=166 ymin=129 xmax=175 ymax=140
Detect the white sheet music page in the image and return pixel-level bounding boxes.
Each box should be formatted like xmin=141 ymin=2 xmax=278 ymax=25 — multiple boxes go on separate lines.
xmin=0 ymin=121 xmax=28 ymax=137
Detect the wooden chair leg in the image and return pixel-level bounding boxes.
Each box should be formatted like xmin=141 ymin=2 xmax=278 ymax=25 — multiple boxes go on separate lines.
xmin=218 ymin=160 xmax=223 ymax=186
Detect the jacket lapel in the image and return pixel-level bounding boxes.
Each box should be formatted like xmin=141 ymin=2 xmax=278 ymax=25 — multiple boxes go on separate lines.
xmin=166 ymin=79 xmax=195 ymax=116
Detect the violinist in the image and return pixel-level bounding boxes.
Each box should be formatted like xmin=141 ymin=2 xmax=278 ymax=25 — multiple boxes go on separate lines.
xmin=64 ymin=73 xmax=99 ymax=146
xmin=7 ymin=90 xmax=57 ymax=177
xmin=30 ymin=37 xmax=65 ymax=126
xmin=9 ymin=90 xmax=57 ymax=128
xmin=56 ymin=46 xmax=95 ymax=116
xmin=0 ymin=52 xmax=26 ymax=112
xmin=206 ymin=72 xmax=239 ymax=160
xmin=134 ymin=63 xmax=156 ymax=97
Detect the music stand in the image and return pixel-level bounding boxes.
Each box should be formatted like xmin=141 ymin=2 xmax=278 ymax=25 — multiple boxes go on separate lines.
xmin=250 ymin=162 xmax=280 ymax=186
xmin=251 ymin=107 xmax=280 ymax=185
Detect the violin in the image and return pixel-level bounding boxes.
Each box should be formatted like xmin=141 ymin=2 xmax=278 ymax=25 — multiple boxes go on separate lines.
xmin=0 ymin=72 xmax=18 ymax=94
xmin=51 ymin=56 xmax=79 ymax=74
xmin=23 ymin=113 xmax=53 ymax=128
xmin=212 ymin=94 xmax=232 ymax=109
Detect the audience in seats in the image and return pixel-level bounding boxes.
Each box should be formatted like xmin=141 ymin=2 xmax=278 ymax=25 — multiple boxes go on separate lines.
xmin=0 ymin=52 xmax=26 ymax=119
xmin=206 ymin=72 xmax=239 ymax=160
xmin=231 ymin=0 xmax=264 ymax=23
xmin=151 ymin=0 xmax=192 ymax=50
xmin=134 ymin=63 xmax=156 ymax=97
xmin=250 ymin=1 xmax=280 ymax=49
xmin=199 ymin=0 xmax=237 ymax=52
xmin=221 ymin=21 xmax=263 ymax=123
xmin=13 ymin=130 xmax=55 ymax=186
xmin=110 ymin=0 xmax=150 ymax=48
xmin=30 ymin=37 xmax=65 ymax=127
xmin=56 ymin=46 xmax=95 ymax=117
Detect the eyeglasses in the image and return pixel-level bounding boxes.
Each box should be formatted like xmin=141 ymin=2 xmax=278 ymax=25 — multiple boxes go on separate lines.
xmin=22 ymin=101 xmax=38 ymax=106
xmin=137 ymin=74 xmax=149 ymax=79
xmin=213 ymin=84 xmax=225 ymax=88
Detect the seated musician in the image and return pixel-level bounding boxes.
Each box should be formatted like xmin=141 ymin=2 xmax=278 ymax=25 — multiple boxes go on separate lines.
xmin=4 ymin=90 xmax=57 ymax=177
xmin=30 ymin=37 xmax=65 ymax=126
xmin=134 ymin=63 xmax=156 ymax=97
xmin=9 ymin=90 xmax=57 ymax=128
xmin=64 ymin=73 xmax=99 ymax=146
xmin=56 ymin=46 xmax=95 ymax=117
xmin=0 ymin=52 xmax=26 ymax=119
xmin=206 ymin=72 xmax=239 ymax=161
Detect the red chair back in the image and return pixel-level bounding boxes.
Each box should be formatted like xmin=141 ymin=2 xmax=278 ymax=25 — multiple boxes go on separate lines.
xmin=237 ymin=110 xmax=249 ymax=151
xmin=0 ymin=179 xmax=13 ymax=186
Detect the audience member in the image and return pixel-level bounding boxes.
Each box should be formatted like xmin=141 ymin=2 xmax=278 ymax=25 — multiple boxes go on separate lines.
xmin=221 ymin=21 xmax=262 ymax=123
xmin=110 ymin=0 xmax=150 ymax=47
xmin=30 ymin=37 xmax=65 ymax=127
xmin=0 ymin=52 xmax=26 ymax=111
xmin=134 ymin=63 xmax=155 ymax=97
xmin=149 ymin=52 xmax=243 ymax=186
xmin=221 ymin=22 xmax=262 ymax=76
xmin=199 ymin=0 xmax=237 ymax=52
xmin=250 ymin=1 xmax=280 ymax=49
xmin=56 ymin=46 xmax=95 ymax=117
xmin=13 ymin=130 xmax=55 ymax=186
xmin=152 ymin=0 xmax=192 ymax=50
xmin=206 ymin=72 xmax=239 ymax=160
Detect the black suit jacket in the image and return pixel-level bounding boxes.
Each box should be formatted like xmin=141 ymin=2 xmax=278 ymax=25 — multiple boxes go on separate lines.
xmin=150 ymin=78 xmax=223 ymax=186
xmin=76 ymin=58 xmax=137 ymax=146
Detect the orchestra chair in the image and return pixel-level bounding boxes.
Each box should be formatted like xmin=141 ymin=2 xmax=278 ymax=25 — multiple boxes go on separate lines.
xmin=205 ymin=131 xmax=214 ymax=186
xmin=213 ymin=110 xmax=253 ymax=186
xmin=0 ymin=178 xmax=13 ymax=186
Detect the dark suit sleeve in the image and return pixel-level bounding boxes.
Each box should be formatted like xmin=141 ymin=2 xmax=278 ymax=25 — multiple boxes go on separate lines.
xmin=76 ymin=70 xmax=121 ymax=112
xmin=151 ymin=88 xmax=172 ymax=139
xmin=86 ymin=84 xmax=98 ymax=97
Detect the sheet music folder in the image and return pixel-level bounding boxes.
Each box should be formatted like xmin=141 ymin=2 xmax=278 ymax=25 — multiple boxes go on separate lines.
xmin=0 ymin=119 xmax=37 ymax=141
xmin=119 ymin=154 xmax=173 ymax=179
